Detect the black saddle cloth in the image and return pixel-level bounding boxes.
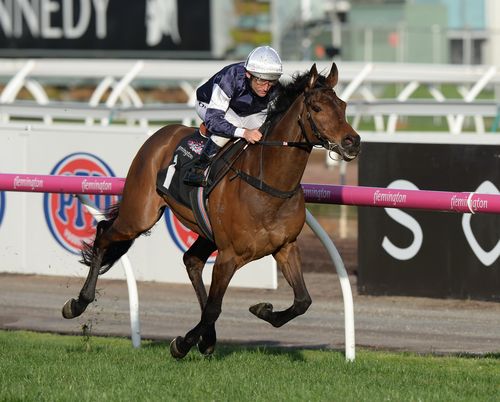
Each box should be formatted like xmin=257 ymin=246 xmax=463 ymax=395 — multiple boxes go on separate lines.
xmin=156 ymin=130 xmax=245 ymax=209
xmin=156 ymin=130 xmax=207 ymax=206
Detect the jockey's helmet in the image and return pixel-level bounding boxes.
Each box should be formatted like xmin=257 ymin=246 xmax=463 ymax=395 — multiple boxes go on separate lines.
xmin=244 ymin=46 xmax=283 ymax=81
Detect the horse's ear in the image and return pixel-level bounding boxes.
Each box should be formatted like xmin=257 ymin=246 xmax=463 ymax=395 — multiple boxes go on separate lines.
xmin=326 ymin=62 xmax=339 ymax=88
xmin=307 ymin=63 xmax=319 ymax=89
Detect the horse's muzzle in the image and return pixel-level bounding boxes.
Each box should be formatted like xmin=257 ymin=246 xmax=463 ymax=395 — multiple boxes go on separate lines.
xmin=340 ymin=134 xmax=361 ymax=161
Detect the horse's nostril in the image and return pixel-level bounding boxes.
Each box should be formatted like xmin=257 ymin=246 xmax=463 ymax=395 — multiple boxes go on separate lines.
xmin=353 ymin=135 xmax=360 ymax=147
xmin=342 ymin=135 xmax=360 ymax=149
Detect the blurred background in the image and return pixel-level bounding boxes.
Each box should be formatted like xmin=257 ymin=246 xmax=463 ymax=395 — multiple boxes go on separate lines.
xmin=0 ymin=0 xmax=499 ymax=300
xmin=1 ymin=0 xmax=498 ymax=65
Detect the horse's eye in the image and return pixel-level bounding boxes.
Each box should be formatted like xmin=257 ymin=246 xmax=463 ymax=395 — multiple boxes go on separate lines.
xmin=311 ymin=104 xmax=321 ymax=113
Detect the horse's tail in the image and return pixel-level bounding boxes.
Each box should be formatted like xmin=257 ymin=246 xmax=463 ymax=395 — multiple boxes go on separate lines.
xmin=79 ymin=203 xmax=135 ymax=273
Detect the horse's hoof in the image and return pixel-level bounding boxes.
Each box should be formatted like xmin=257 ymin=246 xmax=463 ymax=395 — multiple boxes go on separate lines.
xmin=170 ymin=336 xmax=188 ymax=359
xmin=249 ymin=302 xmax=274 ymax=320
xmin=198 ymin=338 xmax=215 ymax=357
xmin=62 ymin=298 xmax=78 ymax=319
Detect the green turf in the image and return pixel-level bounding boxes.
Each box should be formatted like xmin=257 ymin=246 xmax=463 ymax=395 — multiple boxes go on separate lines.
xmin=1 ymin=330 xmax=498 ymax=401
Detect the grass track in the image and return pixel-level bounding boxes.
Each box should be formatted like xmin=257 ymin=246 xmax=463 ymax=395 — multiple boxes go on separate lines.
xmin=1 ymin=330 xmax=499 ymax=401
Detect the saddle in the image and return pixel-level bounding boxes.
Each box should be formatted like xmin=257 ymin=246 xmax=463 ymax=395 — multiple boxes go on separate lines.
xmin=156 ymin=129 xmax=246 ymax=242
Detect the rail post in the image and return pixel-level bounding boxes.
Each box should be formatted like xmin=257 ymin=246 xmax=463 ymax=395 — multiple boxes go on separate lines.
xmin=305 ymin=209 xmax=355 ymax=362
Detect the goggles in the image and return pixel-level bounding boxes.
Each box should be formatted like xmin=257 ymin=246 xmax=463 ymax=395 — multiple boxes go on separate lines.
xmin=250 ymin=74 xmax=279 ymax=86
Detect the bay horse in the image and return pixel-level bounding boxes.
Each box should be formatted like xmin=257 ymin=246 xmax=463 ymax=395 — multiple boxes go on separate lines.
xmin=62 ymin=62 xmax=361 ymax=358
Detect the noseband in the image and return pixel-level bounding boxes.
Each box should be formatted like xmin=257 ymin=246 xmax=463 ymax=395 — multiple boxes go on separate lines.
xmin=231 ymin=89 xmax=342 ymax=198
xmin=258 ymin=91 xmax=342 ymax=154
xmin=297 ymin=92 xmax=343 ymax=156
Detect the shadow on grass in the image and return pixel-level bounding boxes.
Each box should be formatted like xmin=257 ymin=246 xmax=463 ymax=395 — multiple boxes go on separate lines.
xmin=142 ymin=338 xmax=343 ymax=362
xmin=452 ymin=352 xmax=500 ymax=360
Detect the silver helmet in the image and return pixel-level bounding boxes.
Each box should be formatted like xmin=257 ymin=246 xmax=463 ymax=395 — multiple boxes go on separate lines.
xmin=244 ymin=46 xmax=283 ymax=81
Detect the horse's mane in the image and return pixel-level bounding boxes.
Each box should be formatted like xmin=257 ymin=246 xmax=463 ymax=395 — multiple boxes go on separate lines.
xmin=265 ymin=69 xmax=327 ymax=127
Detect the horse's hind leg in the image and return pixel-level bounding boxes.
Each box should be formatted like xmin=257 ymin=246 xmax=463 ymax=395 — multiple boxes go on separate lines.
xmin=249 ymin=241 xmax=312 ymax=327
xmin=182 ymin=236 xmax=217 ymax=355
xmin=62 ymin=199 xmax=166 ymax=319
xmin=62 ymin=220 xmax=112 ymax=318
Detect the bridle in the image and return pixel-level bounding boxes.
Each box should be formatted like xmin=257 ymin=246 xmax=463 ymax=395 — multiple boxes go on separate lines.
xmin=229 ymin=88 xmax=344 ymax=198
xmin=258 ymin=90 xmax=343 ymax=159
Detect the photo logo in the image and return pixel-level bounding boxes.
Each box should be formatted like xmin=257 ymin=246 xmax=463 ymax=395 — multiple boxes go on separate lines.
xmin=0 ymin=192 xmax=5 ymax=227
xmin=164 ymin=208 xmax=216 ymax=263
xmin=146 ymin=0 xmax=181 ymax=46
xmin=44 ymin=153 xmax=119 ymax=254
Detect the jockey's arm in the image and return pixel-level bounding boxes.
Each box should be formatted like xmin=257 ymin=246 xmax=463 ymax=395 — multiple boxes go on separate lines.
xmin=205 ymin=109 xmax=262 ymax=143
xmin=204 ymin=108 xmax=239 ymax=138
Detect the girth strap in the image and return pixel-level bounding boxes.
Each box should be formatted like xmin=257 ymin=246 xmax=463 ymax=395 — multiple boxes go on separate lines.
xmin=189 ymin=187 xmax=214 ymax=242
xmin=230 ymin=168 xmax=300 ymax=199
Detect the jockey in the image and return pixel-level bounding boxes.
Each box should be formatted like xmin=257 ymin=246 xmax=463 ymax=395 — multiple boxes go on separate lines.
xmin=183 ymin=45 xmax=283 ymax=187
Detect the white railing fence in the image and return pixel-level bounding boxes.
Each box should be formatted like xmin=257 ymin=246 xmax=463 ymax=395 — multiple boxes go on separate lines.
xmin=1 ymin=99 xmax=498 ymax=134
xmin=1 ymin=59 xmax=499 ymax=134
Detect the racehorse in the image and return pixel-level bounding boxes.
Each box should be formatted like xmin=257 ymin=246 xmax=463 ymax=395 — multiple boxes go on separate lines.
xmin=62 ymin=62 xmax=361 ymax=359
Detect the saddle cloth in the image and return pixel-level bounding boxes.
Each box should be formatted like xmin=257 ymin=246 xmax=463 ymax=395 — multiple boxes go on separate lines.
xmin=156 ymin=129 xmax=245 ymax=242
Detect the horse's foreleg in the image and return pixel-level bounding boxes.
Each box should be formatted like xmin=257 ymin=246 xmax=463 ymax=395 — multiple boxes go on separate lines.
xmin=170 ymin=256 xmax=235 ymax=359
xmin=183 ymin=236 xmax=217 ymax=356
xmin=249 ymin=241 xmax=311 ymax=327
xmin=183 ymin=236 xmax=216 ymax=308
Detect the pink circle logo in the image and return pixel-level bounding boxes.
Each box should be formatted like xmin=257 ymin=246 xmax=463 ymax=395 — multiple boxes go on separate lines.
xmin=44 ymin=153 xmax=119 ymax=254
xmin=164 ymin=208 xmax=216 ymax=264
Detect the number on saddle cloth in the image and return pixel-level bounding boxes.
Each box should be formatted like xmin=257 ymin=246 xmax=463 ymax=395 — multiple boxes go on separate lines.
xmin=156 ymin=129 xmax=245 ymax=242
xmin=156 ymin=130 xmax=244 ymax=206
xmin=156 ymin=129 xmax=208 ymax=207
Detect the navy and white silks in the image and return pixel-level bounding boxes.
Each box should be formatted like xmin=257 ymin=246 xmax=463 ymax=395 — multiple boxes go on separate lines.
xmin=195 ymin=62 xmax=277 ymax=147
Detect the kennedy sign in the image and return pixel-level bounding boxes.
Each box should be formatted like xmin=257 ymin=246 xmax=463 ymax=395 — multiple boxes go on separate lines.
xmin=0 ymin=0 xmax=211 ymax=57
xmin=358 ymin=140 xmax=500 ymax=301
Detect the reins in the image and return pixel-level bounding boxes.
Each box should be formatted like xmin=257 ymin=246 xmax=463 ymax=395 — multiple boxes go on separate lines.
xmin=226 ymin=85 xmax=341 ymax=199
xmin=253 ymin=93 xmax=334 ymax=151
xmin=255 ymin=120 xmax=326 ymax=148
xmin=254 ymin=116 xmax=338 ymax=151
xmin=255 ymin=140 xmax=313 ymax=148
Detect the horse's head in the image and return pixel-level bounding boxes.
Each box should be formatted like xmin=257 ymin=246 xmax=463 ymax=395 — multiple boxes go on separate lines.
xmin=300 ymin=63 xmax=361 ymax=161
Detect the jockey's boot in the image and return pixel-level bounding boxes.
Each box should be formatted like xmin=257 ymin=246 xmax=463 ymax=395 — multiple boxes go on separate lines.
xmin=183 ymin=139 xmax=221 ymax=187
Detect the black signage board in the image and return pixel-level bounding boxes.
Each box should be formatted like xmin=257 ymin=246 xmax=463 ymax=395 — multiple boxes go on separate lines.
xmin=358 ymin=141 xmax=500 ymax=301
xmin=0 ymin=0 xmax=211 ymax=58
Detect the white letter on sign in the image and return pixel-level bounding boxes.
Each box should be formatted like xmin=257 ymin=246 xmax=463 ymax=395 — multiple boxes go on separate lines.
xmin=63 ymin=0 xmax=91 ymax=39
xmin=462 ymin=180 xmax=500 ymax=267
xmin=93 ymin=0 xmax=109 ymax=38
xmin=382 ymin=180 xmax=423 ymax=261
xmin=41 ymin=0 xmax=62 ymax=38
xmin=0 ymin=1 xmax=13 ymax=36
xmin=14 ymin=0 xmax=39 ymax=37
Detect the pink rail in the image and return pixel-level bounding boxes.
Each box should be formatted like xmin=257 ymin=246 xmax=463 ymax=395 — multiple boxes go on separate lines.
xmin=0 ymin=173 xmax=499 ymax=214
xmin=0 ymin=173 xmax=125 ymax=195
xmin=301 ymin=184 xmax=500 ymax=215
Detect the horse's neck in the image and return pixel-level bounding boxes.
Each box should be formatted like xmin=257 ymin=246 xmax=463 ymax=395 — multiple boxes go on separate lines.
xmin=270 ymin=95 xmax=306 ymax=144
xmin=250 ymin=96 xmax=310 ymax=190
